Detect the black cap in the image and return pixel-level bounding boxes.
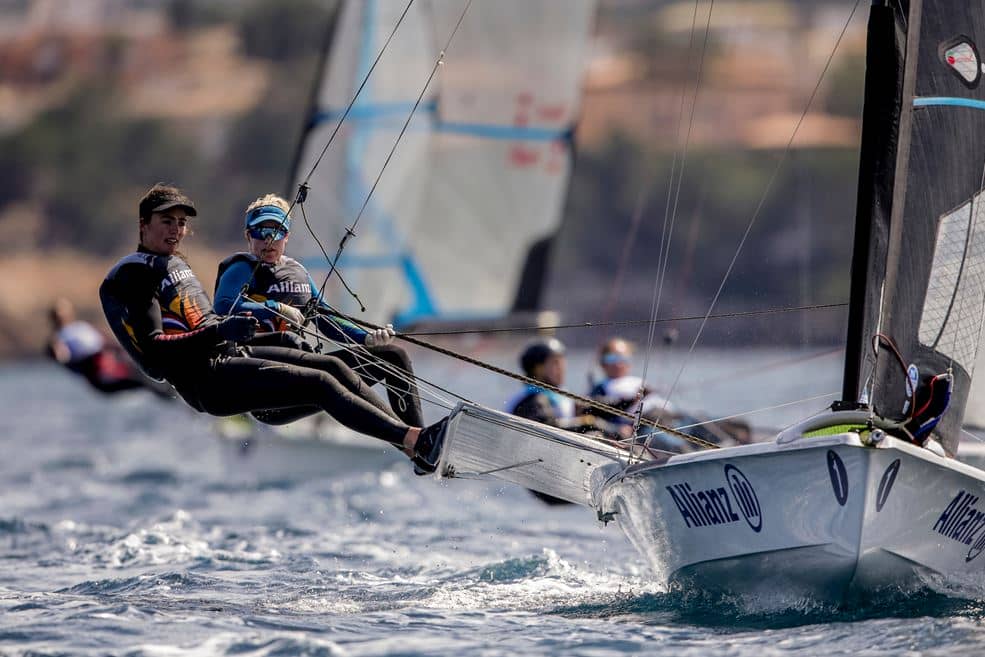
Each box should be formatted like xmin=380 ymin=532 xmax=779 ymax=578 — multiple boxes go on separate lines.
xmin=520 ymin=337 xmax=566 ymax=375
xmin=138 ymin=184 xmax=197 ymax=219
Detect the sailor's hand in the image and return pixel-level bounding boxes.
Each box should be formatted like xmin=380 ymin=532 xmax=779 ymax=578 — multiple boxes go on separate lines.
xmin=365 ymin=323 xmax=396 ymax=347
xmin=217 ymin=314 xmax=257 ymax=343
xmin=278 ymin=303 xmax=306 ymax=329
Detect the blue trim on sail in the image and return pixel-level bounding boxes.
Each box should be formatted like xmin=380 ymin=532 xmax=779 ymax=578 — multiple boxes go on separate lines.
xmin=311 ymin=103 xmax=571 ymax=141
xmin=338 ymin=2 xmax=438 ymax=328
xmin=439 ymin=121 xmax=571 ymax=141
xmin=913 ymin=96 xmax=985 ymax=110
xmin=310 ymin=100 xmax=435 ymax=126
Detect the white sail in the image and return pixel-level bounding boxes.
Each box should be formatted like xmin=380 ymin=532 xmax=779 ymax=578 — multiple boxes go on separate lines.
xmin=289 ymin=0 xmax=597 ymax=327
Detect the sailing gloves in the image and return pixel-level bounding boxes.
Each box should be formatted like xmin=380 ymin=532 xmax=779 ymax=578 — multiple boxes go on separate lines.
xmin=277 ymin=303 xmax=306 ymax=329
xmin=217 ymin=315 xmax=258 ymax=343
xmin=365 ymin=324 xmax=396 ymax=347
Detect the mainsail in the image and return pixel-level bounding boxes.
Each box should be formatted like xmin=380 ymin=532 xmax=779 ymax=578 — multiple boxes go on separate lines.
xmin=842 ymin=0 xmax=985 ymax=456
xmin=287 ymin=0 xmax=597 ymax=328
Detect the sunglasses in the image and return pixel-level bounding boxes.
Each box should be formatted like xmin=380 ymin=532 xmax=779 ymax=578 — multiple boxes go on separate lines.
xmin=248 ymin=226 xmax=288 ymax=241
xmin=601 ymin=353 xmax=630 ymax=365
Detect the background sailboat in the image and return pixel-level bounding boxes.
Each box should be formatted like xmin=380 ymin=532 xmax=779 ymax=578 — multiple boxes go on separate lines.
xmin=288 ymin=0 xmax=597 ymax=330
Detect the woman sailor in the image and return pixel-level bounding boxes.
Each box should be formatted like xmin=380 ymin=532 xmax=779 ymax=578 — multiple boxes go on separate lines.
xmin=99 ymin=184 xmax=445 ymax=472
xmin=212 ymin=193 xmax=423 ymax=429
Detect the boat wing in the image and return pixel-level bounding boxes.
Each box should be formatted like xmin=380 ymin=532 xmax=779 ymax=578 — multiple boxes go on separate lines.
xmin=438 ymin=402 xmax=627 ymax=506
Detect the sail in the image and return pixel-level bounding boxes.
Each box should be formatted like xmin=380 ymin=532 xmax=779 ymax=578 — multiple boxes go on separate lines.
xmin=287 ymin=0 xmax=597 ymax=328
xmin=843 ymin=0 xmax=985 ymax=455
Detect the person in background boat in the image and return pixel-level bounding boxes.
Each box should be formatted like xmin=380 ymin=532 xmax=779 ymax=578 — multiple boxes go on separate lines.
xmin=47 ymin=296 xmax=171 ymax=396
xmin=507 ymin=337 xmax=631 ymax=440
xmin=99 ymin=183 xmax=445 ymax=473
xmin=212 ymin=193 xmax=423 ymax=429
xmin=587 ymin=337 xmax=753 ymax=452
xmin=587 ymin=337 xmax=674 ymax=428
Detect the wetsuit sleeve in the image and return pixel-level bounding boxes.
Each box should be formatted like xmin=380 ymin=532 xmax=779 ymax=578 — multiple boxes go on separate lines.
xmin=214 ymin=261 xmax=280 ymax=321
xmin=308 ymin=273 xmax=369 ymax=344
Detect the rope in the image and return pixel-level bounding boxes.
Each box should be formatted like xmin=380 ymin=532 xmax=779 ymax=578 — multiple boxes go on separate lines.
xmin=248 ymin=293 xmax=471 ymax=415
xmin=401 ymin=302 xmax=848 ymax=337
xmin=329 ymin=311 xmax=720 ymax=450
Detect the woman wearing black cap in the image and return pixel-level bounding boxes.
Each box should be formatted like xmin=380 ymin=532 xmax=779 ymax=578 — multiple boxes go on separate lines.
xmin=213 ymin=193 xmax=423 ymax=429
xmin=99 ymin=184 xmax=445 ymax=473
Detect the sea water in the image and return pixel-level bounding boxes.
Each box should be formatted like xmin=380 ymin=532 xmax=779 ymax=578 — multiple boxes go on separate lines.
xmin=3 ymin=353 xmax=985 ymax=656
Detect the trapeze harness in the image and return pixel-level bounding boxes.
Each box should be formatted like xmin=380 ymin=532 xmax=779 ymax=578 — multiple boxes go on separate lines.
xmin=213 ymin=252 xmax=423 ymax=427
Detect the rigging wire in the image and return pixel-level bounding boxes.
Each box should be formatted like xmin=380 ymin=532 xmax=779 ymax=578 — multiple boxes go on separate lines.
xmin=244 ymin=292 xmax=469 ymax=412
xmin=638 ymin=0 xmax=715 ymax=426
xmin=334 ymin=311 xmax=721 ymax=449
xmin=294 ymin=0 xmax=418 ymax=200
xmin=218 ymin=2 xmax=419 ymax=322
xmin=676 ymin=345 xmax=844 ymax=392
xmin=249 ymin=295 xmax=718 ymax=449
xmin=672 ymin=391 xmax=840 ymax=432
xmin=654 ymin=0 xmax=864 ymax=423
xmin=311 ymin=0 xmax=475 ymax=310
xmin=599 ymin=1 xmax=704 ymax=326
xmin=402 ymin=302 xmax=848 ymax=337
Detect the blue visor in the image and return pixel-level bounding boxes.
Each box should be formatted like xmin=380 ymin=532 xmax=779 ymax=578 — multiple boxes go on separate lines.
xmin=245 ymin=205 xmax=291 ymax=231
xmin=601 ymin=353 xmax=630 ymax=365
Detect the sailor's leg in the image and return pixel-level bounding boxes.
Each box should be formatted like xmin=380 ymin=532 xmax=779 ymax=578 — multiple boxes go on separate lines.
xmin=330 ymin=344 xmax=424 ymax=427
xmin=251 ymin=406 xmax=321 ymax=425
xmin=197 ymin=354 xmax=410 ymax=446
xmin=245 ymin=345 xmax=397 ymax=418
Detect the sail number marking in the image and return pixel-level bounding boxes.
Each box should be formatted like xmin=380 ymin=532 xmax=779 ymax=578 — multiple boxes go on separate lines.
xmin=827 ymin=450 xmax=849 ymax=506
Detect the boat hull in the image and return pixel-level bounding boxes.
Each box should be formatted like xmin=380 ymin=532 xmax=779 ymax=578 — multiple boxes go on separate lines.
xmin=593 ymin=434 xmax=985 ymax=603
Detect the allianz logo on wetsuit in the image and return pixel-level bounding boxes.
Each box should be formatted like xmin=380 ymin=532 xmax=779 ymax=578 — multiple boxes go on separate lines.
xmin=160 ymin=267 xmax=195 ymax=289
xmin=666 ymin=464 xmax=763 ymax=533
xmin=266 ymin=281 xmax=311 ymax=295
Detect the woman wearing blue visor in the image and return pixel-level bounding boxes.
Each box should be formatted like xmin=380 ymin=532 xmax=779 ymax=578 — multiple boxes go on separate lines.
xmin=101 ymin=185 xmax=445 ymax=474
xmin=214 ymin=194 xmax=424 ymax=430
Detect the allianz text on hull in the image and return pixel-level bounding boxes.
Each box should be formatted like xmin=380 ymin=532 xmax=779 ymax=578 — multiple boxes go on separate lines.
xmin=594 ymin=423 xmax=985 ymax=604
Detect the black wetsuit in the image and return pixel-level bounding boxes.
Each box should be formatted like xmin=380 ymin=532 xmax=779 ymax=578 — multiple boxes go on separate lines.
xmin=99 ymin=247 xmax=410 ymax=446
xmin=214 ymin=252 xmax=423 ymax=427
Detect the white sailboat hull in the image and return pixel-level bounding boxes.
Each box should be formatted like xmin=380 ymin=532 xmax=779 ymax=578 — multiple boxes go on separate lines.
xmin=593 ymin=432 xmax=985 ymax=602
xmin=439 ymin=403 xmax=985 ymax=603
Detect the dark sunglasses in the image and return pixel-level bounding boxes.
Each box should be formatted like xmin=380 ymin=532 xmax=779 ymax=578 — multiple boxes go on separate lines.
xmin=248 ymin=226 xmax=288 ymax=241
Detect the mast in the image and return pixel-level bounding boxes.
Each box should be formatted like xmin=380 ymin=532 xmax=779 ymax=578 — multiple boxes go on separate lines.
xmin=840 ymin=0 xmax=908 ymax=407
xmin=842 ymin=0 xmax=985 ymax=456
